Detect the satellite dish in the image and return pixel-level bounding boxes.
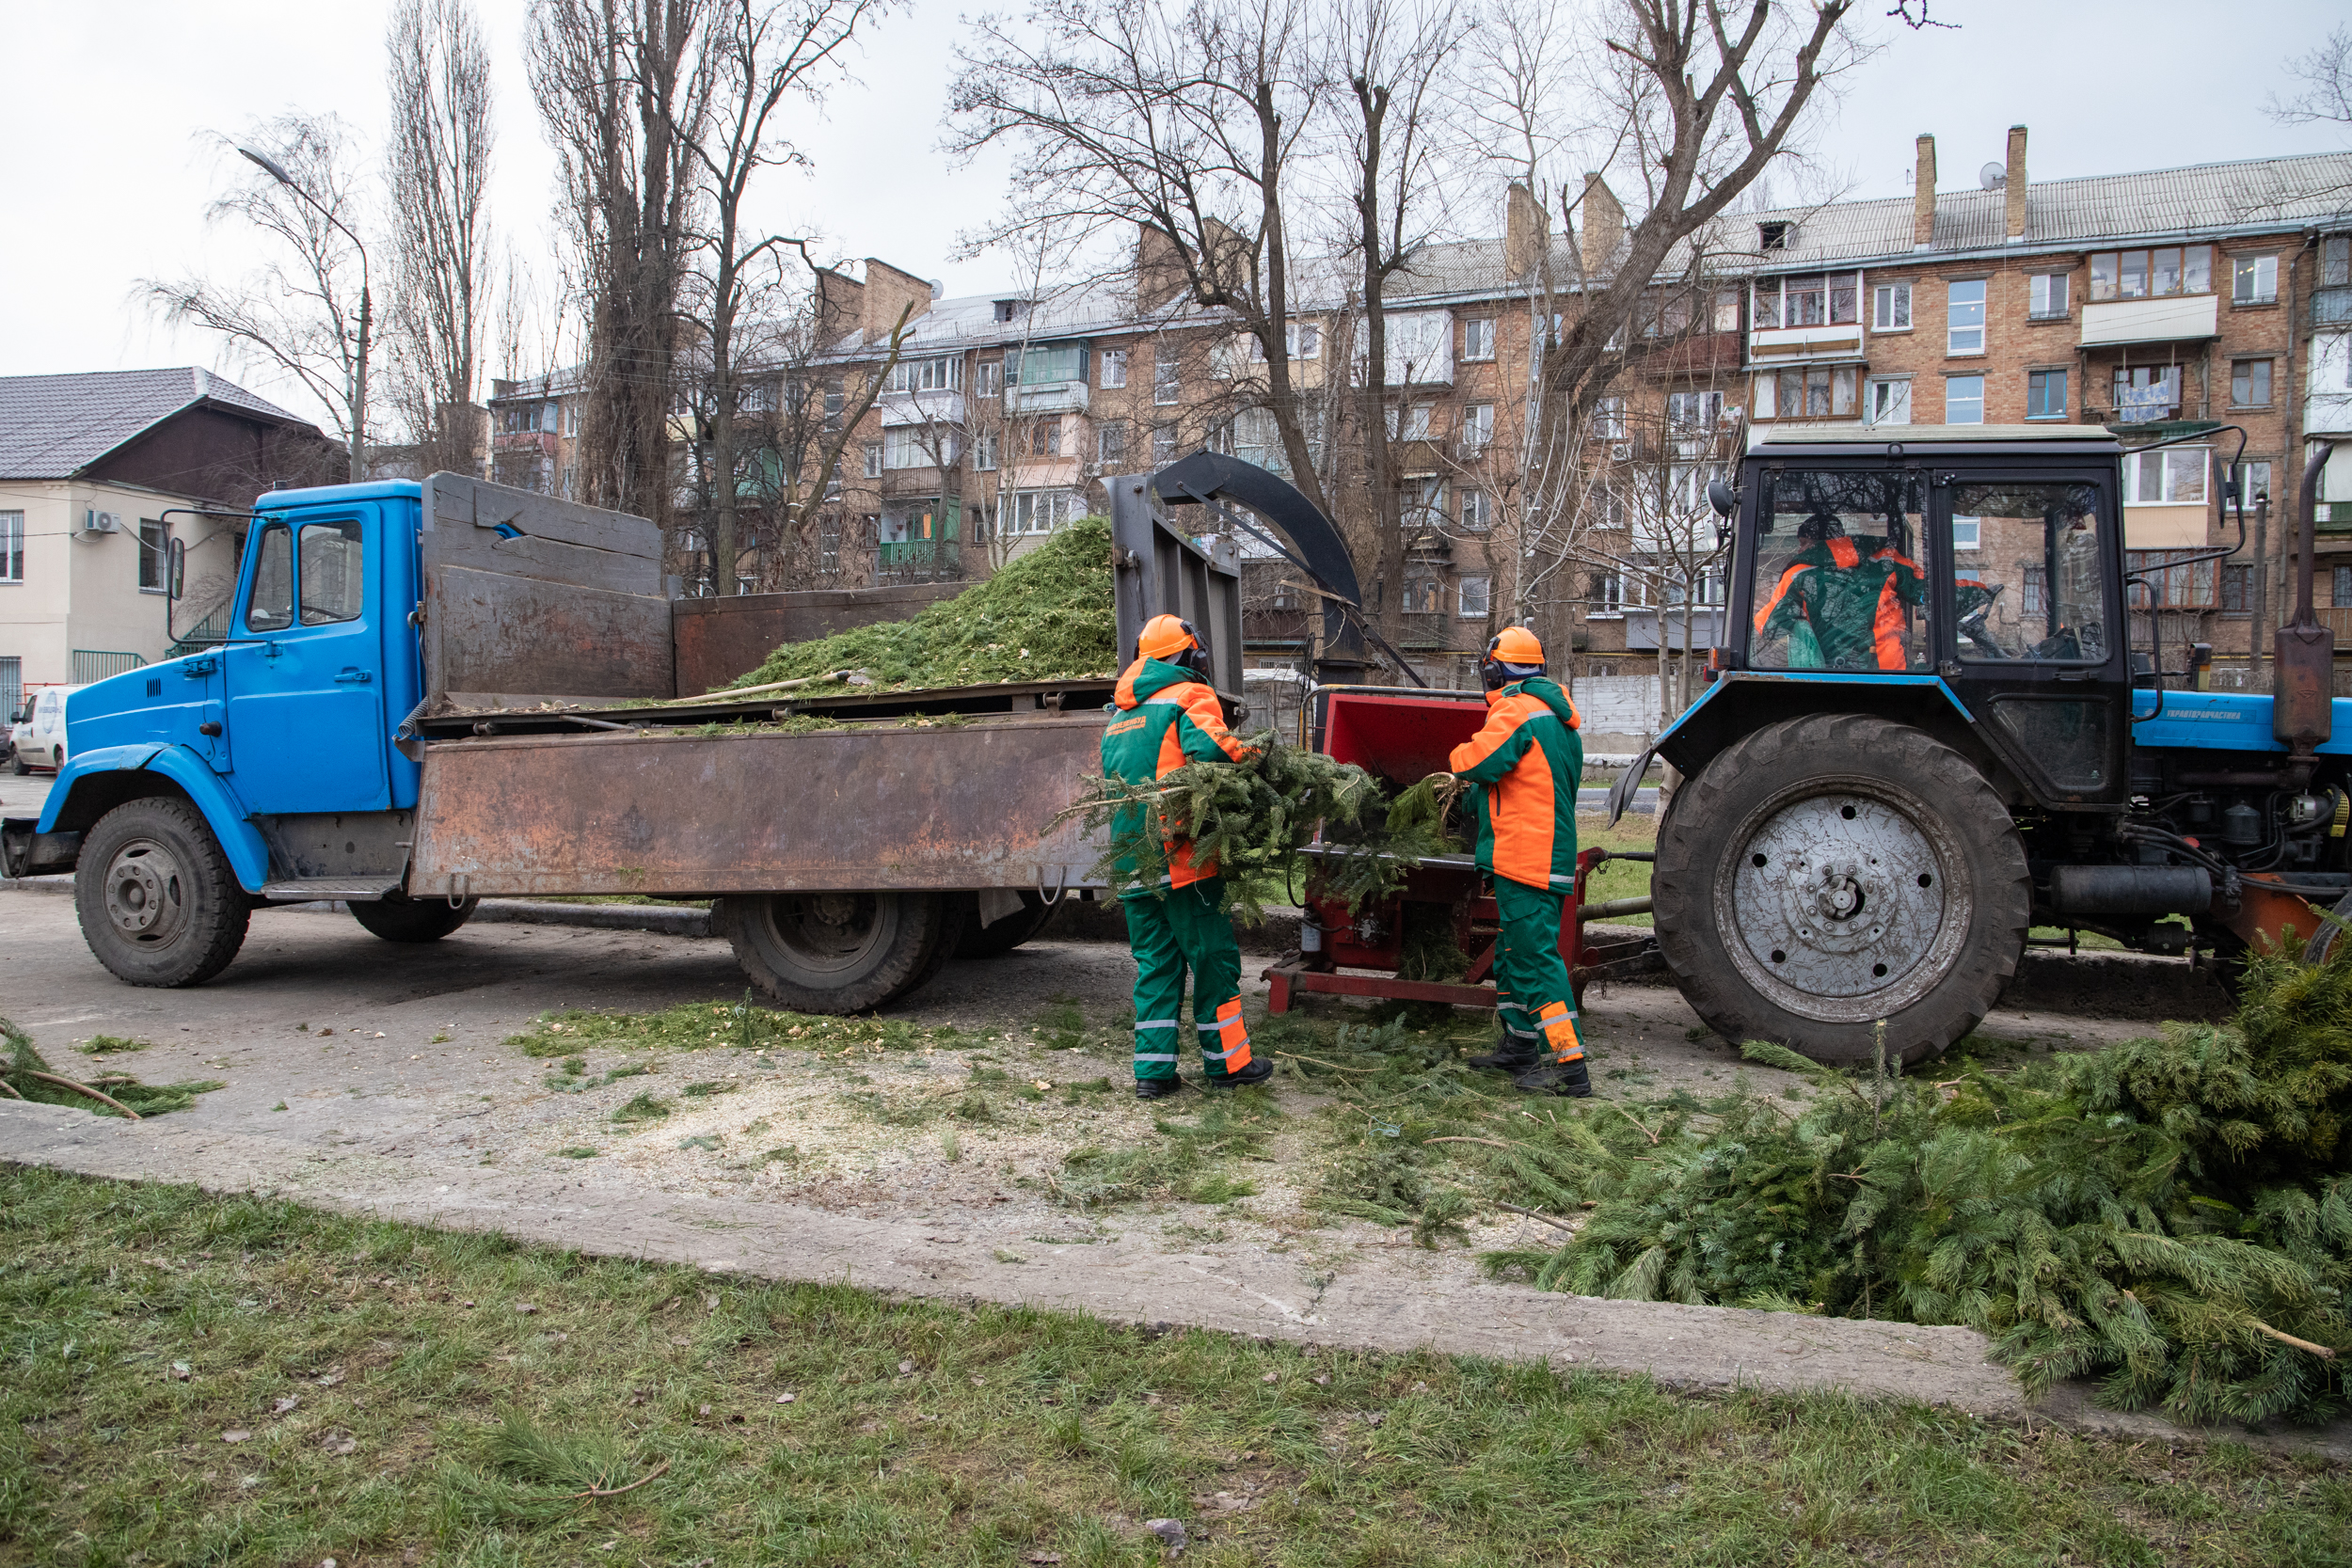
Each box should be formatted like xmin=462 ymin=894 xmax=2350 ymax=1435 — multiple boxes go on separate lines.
xmin=1979 ymin=162 xmax=2007 ymax=191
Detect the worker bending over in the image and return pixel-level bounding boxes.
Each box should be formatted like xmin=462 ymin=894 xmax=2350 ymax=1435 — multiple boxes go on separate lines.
xmin=1103 ymin=614 xmax=1274 ymax=1101
xmin=1448 ymin=627 xmax=1592 ymax=1097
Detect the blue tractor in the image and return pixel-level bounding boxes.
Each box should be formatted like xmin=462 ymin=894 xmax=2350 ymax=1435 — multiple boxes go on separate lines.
xmin=1616 ymin=422 xmax=2344 ymax=1064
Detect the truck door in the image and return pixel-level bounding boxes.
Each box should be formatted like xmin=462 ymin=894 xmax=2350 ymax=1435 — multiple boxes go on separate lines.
xmin=221 ymin=510 xmax=390 ymax=814
xmin=1931 ymin=470 xmax=2125 ymax=804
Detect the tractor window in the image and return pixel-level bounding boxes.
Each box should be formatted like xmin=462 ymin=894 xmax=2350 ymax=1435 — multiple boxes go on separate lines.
xmin=1748 ymin=469 xmax=1928 ymax=672
xmin=1947 ymin=483 xmax=2106 ymax=663
xmin=246 ymin=523 xmax=294 ymax=632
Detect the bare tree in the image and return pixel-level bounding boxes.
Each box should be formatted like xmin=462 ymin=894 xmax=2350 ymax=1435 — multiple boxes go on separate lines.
xmin=385 ymin=0 xmax=496 ymax=477
xmin=529 ymin=0 xmax=716 ymax=534
xmin=949 ymin=0 xmax=1337 ymax=515
xmin=2271 ymin=23 xmax=2352 ymax=129
xmin=144 ymin=115 xmax=373 ymax=461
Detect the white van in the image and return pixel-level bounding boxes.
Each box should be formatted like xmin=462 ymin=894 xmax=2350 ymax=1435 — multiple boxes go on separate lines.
xmin=9 ymin=686 xmax=84 ymax=775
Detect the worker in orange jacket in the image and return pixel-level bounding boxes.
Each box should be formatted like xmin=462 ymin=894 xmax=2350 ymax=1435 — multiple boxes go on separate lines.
xmin=1448 ymin=627 xmax=1592 ymax=1097
xmin=1103 ymin=614 xmax=1274 ymax=1101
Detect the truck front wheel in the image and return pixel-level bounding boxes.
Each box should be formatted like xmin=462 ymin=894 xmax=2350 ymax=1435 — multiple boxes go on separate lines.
xmin=74 ymin=797 xmax=252 ymax=988
xmin=717 ymin=891 xmax=961 ymax=1013
xmin=351 ymin=895 xmax=479 ymax=942
xmin=1652 ymin=714 xmax=2028 ymax=1066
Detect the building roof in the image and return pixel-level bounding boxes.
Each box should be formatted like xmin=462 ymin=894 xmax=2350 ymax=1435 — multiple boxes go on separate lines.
xmin=0 ymin=367 xmax=314 ymax=481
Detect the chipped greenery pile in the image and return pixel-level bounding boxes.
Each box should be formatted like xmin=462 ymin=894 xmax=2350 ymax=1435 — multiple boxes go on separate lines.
xmin=726 ymin=516 xmax=1117 ymax=691
xmin=3 ymin=1016 xmax=222 ymax=1119
xmin=1460 ymin=948 xmax=2352 ymax=1426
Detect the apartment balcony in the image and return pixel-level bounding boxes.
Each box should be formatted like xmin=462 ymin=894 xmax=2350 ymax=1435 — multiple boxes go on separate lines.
xmin=1624 ymin=607 xmax=1727 ymax=652
xmin=2315 ymin=286 xmax=2352 ymax=329
xmin=874 ymin=540 xmax=963 ymax=583
xmin=492 ymin=429 xmax=557 ymax=454
xmin=2079 ymin=293 xmax=2218 ymax=348
xmin=880 ymin=388 xmax=964 ymax=427
xmin=1746 ymin=322 xmax=1863 ymax=364
xmin=879 ymin=466 xmax=953 ymax=496
xmin=1008 ymin=380 xmax=1089 ymax=416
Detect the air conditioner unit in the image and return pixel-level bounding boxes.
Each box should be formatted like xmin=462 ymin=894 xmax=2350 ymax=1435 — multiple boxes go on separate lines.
xmin=1608 ymin=442 xmax=1633 ymax=463
xmin=82 ymin=509 xmax=121 ymax=534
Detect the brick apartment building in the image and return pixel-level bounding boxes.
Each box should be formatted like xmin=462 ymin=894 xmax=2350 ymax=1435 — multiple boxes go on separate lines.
xmin=482 ymin=131 xmax=2352 ymax=728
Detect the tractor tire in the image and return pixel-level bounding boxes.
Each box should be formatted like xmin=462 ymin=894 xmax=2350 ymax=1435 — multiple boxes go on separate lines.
xmin=351 ymin=894 xmax=479 ymax=942
xmin=717 ymin=890 xmax=960 ymax=1014
xmin=952 ymin=891 xmax=1058 ymax=959
xmin=74 ymin=796 xmax=252 ymax=988
xmin=1652 ymin=714 xmax=2028 ymax=1067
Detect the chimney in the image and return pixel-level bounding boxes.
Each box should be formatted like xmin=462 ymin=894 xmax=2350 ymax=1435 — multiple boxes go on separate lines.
xmin=1504 ymin=182 xmax=1548 ymax=279
xmin=1913 ymin=134 xmax=1937 ymax=251
xmin=815 ymin=268 xmax=865 ymax=344
xmin=1135 ymin=224 xmax=1191 ymax=312
xmin=2004 ymin=124 xmax=2028 ymax=243
xmin=1580 ymin=173 xmax=1624 ymax=279
xmin=860 ymin=259 xmax=934 ymax=341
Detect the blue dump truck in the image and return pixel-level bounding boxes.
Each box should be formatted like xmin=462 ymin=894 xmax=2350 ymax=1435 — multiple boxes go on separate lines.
xmin=2 ymin=471 xmax=1242 ymax=1014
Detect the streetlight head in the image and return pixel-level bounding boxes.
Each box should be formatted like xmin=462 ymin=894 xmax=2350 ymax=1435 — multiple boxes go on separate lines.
xmin=238 ymin=146 xmax=297 ymax=187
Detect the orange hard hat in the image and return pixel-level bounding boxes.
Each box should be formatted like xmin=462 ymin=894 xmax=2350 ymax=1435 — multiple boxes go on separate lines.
xmin=1136 ymin=613 xmax=1201 ymax=662
xmin=1487 ymin=626 xmax=1545 ymax=665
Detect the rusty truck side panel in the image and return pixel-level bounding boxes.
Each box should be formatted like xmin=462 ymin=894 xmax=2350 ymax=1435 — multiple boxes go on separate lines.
xmin=408 ymin=715 xmax=1108 ymax=897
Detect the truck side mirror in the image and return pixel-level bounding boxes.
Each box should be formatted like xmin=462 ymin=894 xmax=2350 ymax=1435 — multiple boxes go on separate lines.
xmin=167 ymin=537 xmax=186 ymax=600
xmin=1707 ymin=478 xmax=1737 ymax=519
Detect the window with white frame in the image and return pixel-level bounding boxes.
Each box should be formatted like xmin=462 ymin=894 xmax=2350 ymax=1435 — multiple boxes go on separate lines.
xmin=1288 ymin=322 xmax=1320 ymax=359
xmin=2232 ymin=254 xmax=2279 ymax=305
xmin=2090 ymin=246 xmax=2213 ymax=301
xmin=138 ymin=518 xmax=167 ymax=593
xmin=2028 ymin=273 xmax=2070 ymax=319
xmin=542 ymin=402 xmax=560 ymax=433
xmin=739 ymin=381 xmax=776 ymax=413
xmin=1754 ymin=364 xmax=1855 ymax=420
xmin=1945 ymin=374 xmax=1985 ymax=423
xmin=974 ymin=359 xmax=1002 ymax=397
xmin=886 ymin=356 xmax=962 ymax=394
xmin=1458 ymin=575 xmax=1491 ymax=618
xmin=1007 ymin=490 xmax=1077 ymax=535
xmin=1387 ymin=403 xmax=1434 ymax=441
xmin=1665 ymin=390 xmax=1722 ymax=430
xmin=1865 ymin=376 xmax=1911 ymax=425
xmin=973 ymin=430 xmax=999 ymax=471
xmin=1097 ymin=420 xmax=1127 ymax=464
xmin=1403 ymin=476 xmax=1445 ymax=522
xmin=1950 ymin=515 xmax=1981 ymax=551
xmin=1152 ymin=423 xmax=1178 ymax=462
xmin=2231 ymin=459 xmax=2274 ymax=510
xmin=1753 ymin=272 xmax=1863 ymax=330
xmin=1592 ymin=396 xmax=1627 ymax=439
xmin=1099 ymin=349 xmax=1128 ymax=388
xmin=1871 ymin=282 xmax=1912 ymax=331
xmin=562 ymin=402 xmax=580 ymax=436
xmin=1459 ymin=489 xmax=1493 ymax=531
xmin=3 ymin=510 xmax=26 ymax=583
xmin=883 ymin=426 xmax=954 ymax=469
xmin=1947 ymin=279 xmax=1986 ymax=355
xmin=2125 ymin=447 xmax=2209 ymax=505
xmin=1459 ymin=403 xmax=1494 ymax=449
xmin=1153 ymin=353 xmax=1181 ymax=405
xmin=861 ymin=442 xmax=882 ymax=479
xmin=1461 ymin=318 xmax=1496 ymax=360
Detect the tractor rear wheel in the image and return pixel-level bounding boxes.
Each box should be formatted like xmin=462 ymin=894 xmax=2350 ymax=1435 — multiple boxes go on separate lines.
xmin=1652 ymin=714 xmax=2028 ymax=1067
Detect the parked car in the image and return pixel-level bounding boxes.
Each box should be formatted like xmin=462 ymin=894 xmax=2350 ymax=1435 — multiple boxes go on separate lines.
xmin=10 ymin=686 xmax=84 ymax=775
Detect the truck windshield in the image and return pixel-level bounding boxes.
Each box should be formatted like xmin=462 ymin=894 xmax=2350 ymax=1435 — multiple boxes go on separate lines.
xmin=1948 ymin=482 xmax=2106 ymax=663
xmin=1749 ymin=469 xmax=1928 ymax=673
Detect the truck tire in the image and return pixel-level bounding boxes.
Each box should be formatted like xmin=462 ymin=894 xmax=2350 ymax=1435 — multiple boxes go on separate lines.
xmin=9 ymin=752 xmax=27 ymax=776
xmin=952 ymin=891 xmax=1058 ymax=958
xmin=717 ymin=891 xmax=960 ymax=1014
xmin=74 ymin=797 xmax=252 ymax=989
xmin=351 ymin=895 xmax=479 ymax=942
xmin=1653 ymin=714 xmax=2028 ymax=1067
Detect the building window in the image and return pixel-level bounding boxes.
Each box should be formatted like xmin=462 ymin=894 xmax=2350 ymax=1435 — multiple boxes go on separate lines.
xmin=1100 ymin=349 xmax=1128 ymax=389
xmin=1869 ymin=281 xmax=1910 ymax=331
xmin=975 ymin=359 xmax=1001 ymax=398
xmin=884 ymin=427 xmax=951 ymax=469
xmin=862 ymin=441 xmax=882 ymax=480
xmin=1756 ymin=364 xmax=1855 ymax=420
xmin=2231 ymin=460 xmax=2274 ymax=511
xmin=2232 ymin=254 xmax=2280 ymax=306
xmin=1458 ymin=575 xmax=1491 ymax=618
xmin=1950 ymin=515 xmax=1981 ymax=551
xmin=972 ymin=430 xmax=999 ymax=471
xmin=1462 ymin=318 xmax=1496 ymax=360
xmin=1283 ymin=322 xmax=1320 ymax=360
xmin=1592 ymin=396 xmax=1627 ymax=439
xmin=1947 ymin=279 xmax=1986 ymax=355
xmin=1459 ymin=490 xmax=1493 ymax=531
xmin=2028 ymin=273 xmax=2070 ymax=319
xmin=1945 ymin=374 xmax=1985 ymax=424
xmin=2336 ymin=565 xmax=2352 ymax=608
xmin=138 ymin=518 xmax=167 ymax=593
xmin=1401 ymin=577 xmax=1444 ymax=614
xmin=2090 ymin=246 xmax=2214 ymax=301
xmin=1028 ymin=417 xmax=1063 ymax=459
xmin=2026 ymin=369 xmax=2068 ymax=420
xmin=1 ymin=511 xmax=24 ymax=583
xmin=1152 ymin=423 xmax=1178 ymax=463
xmin=2232 ymin=358 xmax=2273 ymax=407
xmin=2113 ymin=366 xmax=2181 ymax=423
xmin=563 ymin=402 xmax=580 ymax=437
xmin=2021 ymin=565 xmax=2047 ymax=619
xmin=2125 ymin=447 xmax=2208 ymax=505
xmin=1459 ymin=403 xmax=1494 ymax=449
xmin=1665 ymin=390 xmax=1722 ymax=430
xmin=562 ymin=466 xmax=577 ymax=499
xmin=2222 ymin=563 xmax=2253 ymax=612
xmin=1865 ymin=377 xmax=1910 ymax=425
xmin=1097 ymin=420 xmax=1127 ymax=464
xmin=1153 ymin=353 xmax=1181 ymax=405
xmin=1007 ymin=490 xmax=1075 ymax=535
xmin=1387 ymin=403 xmax=1433 ymax=441
xmin=885 ymin=356 xmax=962 ymax=394
xmin=2128 ymin=549 xmax=2218 ymax=608
xmin=739 ymin=381 xmax=776 ymax=414
xmin=824 ymin=379 xmax=845 ymax=430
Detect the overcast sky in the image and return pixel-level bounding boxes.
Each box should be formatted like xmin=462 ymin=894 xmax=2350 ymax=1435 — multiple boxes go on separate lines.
xmin=1 ymin=0 xmax=2343 ymax=434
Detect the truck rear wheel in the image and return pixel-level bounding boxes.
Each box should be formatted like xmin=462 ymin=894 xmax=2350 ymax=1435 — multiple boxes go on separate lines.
xmin=1653 ymin=714 xmax=2028 ymax=1066
xmin=717 ymin=890 xmax=960 ymax=1013
xmin=351 ymin=895 xmax=479 ymax=942
xmin=953 ymin=891 xmax=1058 ymax=958
xmin=74 ymin=797 xmax=252 ymax=988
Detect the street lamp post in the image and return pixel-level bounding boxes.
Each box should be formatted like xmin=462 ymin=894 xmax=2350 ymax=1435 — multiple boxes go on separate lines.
xmin=239 ymin=147 xmax=371 ymax=483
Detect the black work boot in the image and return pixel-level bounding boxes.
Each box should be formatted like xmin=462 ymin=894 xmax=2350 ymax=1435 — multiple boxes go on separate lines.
xmin=1135 ymin=1076 xmax=1186 ymax=1101
xmin=1467 ymin=1039 xmax=1542 ymax=1072
xmin=1205 ymin=1058 xmax=1274 ymax=1089
xmin=1513 ymin=1058 xmax=1593 ymax=1098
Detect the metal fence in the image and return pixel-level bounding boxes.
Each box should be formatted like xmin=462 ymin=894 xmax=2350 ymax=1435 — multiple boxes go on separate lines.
xmin=0 ymin=657 xmax=18 ymax=722
xmin=71 ymin=650 xmax=147 ymax=684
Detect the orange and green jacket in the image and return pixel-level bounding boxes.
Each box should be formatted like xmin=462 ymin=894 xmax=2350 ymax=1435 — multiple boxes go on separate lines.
xmin=1103 ymin=657 xmax=1256 ymax=890
xmin=1753 ymin=534 xmax=1926 ymax=671
xmin=1448 ymin=677 xmax=1582 ymax=893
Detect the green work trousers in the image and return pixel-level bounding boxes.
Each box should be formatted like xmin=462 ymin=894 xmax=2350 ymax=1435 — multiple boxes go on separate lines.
xmin=1124 ymin=879 xmax=1252 ymax=1083
xmin=1492 ymin=878 xmax=1584 ymax=1064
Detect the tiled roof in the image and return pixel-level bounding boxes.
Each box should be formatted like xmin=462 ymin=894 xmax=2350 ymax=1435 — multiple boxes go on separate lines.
xmin=0 ymin=368 xmax=313 ymax=481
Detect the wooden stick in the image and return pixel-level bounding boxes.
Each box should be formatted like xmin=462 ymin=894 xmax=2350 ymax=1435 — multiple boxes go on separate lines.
xmin=2249 ymin=1320 xmax=2339 ymax=1358
xmin=660 ymin=671 xmax=859 ymax=705
xmin=21 ymin=1070 xmax=141 ymax=1120
xmin=1421 ymin=1135 xmax=1527 ymax=1151
xmin=0 ymin=1076 xmax=23 ymax=1099
xmin=1274 ymin=1052 xmax=1379 ymax=1075
xmin=1613 ymin=1105 xmax=1661 ymax=1147
xmin=1493 ymin=1200 xmax=1579 ymax=1235
xmin=571 ymin=1459 xmax=670 ymax=1498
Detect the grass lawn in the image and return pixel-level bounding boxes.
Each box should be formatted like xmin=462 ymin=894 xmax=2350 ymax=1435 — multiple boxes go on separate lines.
xmin=3 ymin=1165 xmax=2346 ymax=1567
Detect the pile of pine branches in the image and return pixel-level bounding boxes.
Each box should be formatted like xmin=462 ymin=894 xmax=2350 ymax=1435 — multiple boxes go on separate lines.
xmin=1473 ymin=951 xmax=2352 ymax=1425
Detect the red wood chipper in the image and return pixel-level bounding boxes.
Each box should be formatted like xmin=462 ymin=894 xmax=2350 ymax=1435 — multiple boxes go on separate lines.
xmin=1262 ymin=686 xmax=1663 ymax=1015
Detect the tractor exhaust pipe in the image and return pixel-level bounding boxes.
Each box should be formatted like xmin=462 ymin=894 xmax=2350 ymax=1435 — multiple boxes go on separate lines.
xmin=2047 ymin=864 xmax=2212 ymax=918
